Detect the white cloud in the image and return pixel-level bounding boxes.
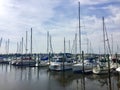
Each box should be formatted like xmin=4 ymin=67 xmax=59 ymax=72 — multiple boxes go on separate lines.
xmin=0 ymin=0 xmax=119 ymax=54
xmin=0 ymin=0 xmax=61 ymax=53
xmin=71 ymin=0 xmax=120 ymax=5
xmin=106 ymin=5 xmax=120 ymax=25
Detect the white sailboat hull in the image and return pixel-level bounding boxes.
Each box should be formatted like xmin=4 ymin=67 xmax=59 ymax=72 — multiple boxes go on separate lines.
xmin=72 ymin=62 xmax=94 ymax=73
xmin=49 ymin=62 xmax=72 ymax=71
xmin=92 ymin=66 xmax=108 ymax=74
xmin=36 ymin=60 xmax=49 ymax=67
xmin=116 ymin=67 xmax=120 ymax=72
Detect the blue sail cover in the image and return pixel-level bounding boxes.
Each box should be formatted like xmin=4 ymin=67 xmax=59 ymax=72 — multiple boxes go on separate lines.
xmin=86 ymin=57 xmax=96 ymax=63
xmin=59 ymin=53 xmax=72 ymax=58
xmin=0 ymin=57 xmax=4 ymax=61
xmin=41 ymin=56 xmax=48 ymax=61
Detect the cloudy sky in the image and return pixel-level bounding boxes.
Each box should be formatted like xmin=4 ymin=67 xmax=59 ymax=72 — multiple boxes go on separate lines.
xmin=0 ymin=0 xmax=120 ymax=54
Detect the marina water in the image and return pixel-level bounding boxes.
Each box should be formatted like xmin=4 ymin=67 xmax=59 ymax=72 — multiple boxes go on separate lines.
xmin=0 ymin=64 xmax=119 ymax=90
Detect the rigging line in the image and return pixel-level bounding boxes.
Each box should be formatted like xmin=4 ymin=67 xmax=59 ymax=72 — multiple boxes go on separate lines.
xmin=104 ymin=22 xmax=112 ymax=56
xmin=50 ymin=35 xmax=53 ymax=54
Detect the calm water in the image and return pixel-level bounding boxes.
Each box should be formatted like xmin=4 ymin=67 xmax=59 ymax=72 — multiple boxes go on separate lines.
xmin=0 ymin=64 xmax=120 ymax=90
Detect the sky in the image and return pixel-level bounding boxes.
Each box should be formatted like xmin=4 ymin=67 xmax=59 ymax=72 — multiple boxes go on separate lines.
xmin=0 ymin=0 xmax=120 ymax=54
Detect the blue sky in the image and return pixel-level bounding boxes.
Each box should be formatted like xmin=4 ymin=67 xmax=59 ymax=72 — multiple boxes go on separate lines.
xmin=0 ymin=0 xmax=120 ymax=54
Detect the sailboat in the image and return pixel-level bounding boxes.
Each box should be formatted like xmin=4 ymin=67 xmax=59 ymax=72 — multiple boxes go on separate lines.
xmin=36 ymin=54 xmax=50 ymax=67
xmin=72 ymin=2 xmax=96 ymax=73
xmin=15 ymin=28 xmax=36 ymax=67
xmin=92 ymin=17 xmax=113 ymax=74
xmin=36 ymin=31 xmax=52 ymax=67
xmin=49 ymin=38 xmax=73 ymax=71
xmin=49 ymin=53 xmax=73 ymax=71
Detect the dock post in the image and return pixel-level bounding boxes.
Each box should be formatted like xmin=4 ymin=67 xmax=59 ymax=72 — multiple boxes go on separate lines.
xmin=82 ymin=51 xmax=84 ymax=74
xmin=107 ymin=54 xmax=112 ymax=90
xmin=115 ymin=53 xmax=118 ymax=68
xmin=107 ymin=54 xmax=110 ymax=74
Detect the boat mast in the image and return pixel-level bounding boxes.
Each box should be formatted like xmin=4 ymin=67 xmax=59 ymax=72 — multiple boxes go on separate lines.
xmin=75 ymin=33 xmax=77 ymax=55
xmin=6 ymin=39 xmax=9 ymax=54
xmin=111 ymin=34 xmax=113 ymax=57
xmin=19 ymin=41 xmax=21 ymax=53
xmin=30 ymin=28 xmax=32 ymax=54
xmin=102 ymin=17 xmax=106 ymax=58
xmin=21 ymin=37 xmax=23 ymax=54
xmin=26 ymin=31 xmax=28 ymax=54
xmin=64 ymin=37 xmax=66 ymax=54
xmin=16 ymin=42 xmax=18 ymax=53
xmin=90 ymin=41 xmax=92 ymax=57
xmin=47 ymin=31 xmax=50 ymax=64
xmin=87 ymin=38 xmax=89 ymax=54
xmin=104 ymin=17 xmax=112 ymax=57
xmin=78 ymin=1 xmax=81 ymax=60
xmin=69 ymin=40 xmax=71 ymax=53
xmin=50 ymin=35 xmax=53 ymax=54
xmin=8 ymin=39 xmax=9 ymax=54
xmin=75 ymin=33 xmax=78 ymax=60
xmin=47 ymin=31 xmax=49 ymax=54
xmin=0 ymin=38 xmax=2 ymax=54
xmin=63 ymin=37 xmax=66 ymax=71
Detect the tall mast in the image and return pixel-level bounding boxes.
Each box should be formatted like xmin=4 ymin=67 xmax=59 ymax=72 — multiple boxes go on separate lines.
xmin=87 ymin=38 xmax=89 ymax=54
xmin=104 ymin=20 xmax=112 ymax=56
xmin=111 ymin=34 xmax=113 ymax=56
xmin=5 ymin=41 xmax=7 ymax=54
xmin=90 ymin=41 xmax=92 ymax=56
xmin=26 ymin=31 xmax=28 ymax=54
xmin=8 ymin=39 xmax=9 ymax=54
xmin=22 ymin=37 xmax=23 ymax=54
xmin=64 ymin=37 xmax=66 ymax=54
xmin=50 ymin=35 xmax=53 ymax=53
xmin=6 ymin=39 xmax=9 ymax=54
xmin=78 ymin=1 xmax=81 ymax=59
xmin=103 ymin=17 xmax=112 ymax=57
xmin=19 ymin=41 xmax=21 ymax=53
xmin=102 ymin=17 xmax=106 ymax=56
xmin=69 ymin=40 xmax=71 ymax=53
xmin=47 ymin=31 xmax=49 ymax=54
xmin=117 ymin=44 xmax=119 ymax=54
xmin=63 ymin=37 xmax=66 ymax=71
xmin=16 ymin=42 xmax=18 ymax=53
xmin=75 ymin=33 xmax=77 ymax=55
xmin=30 ymin=28 xmax=32 ymax=54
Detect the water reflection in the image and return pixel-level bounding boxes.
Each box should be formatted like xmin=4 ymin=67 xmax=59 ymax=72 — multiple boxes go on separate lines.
xmin=0 ymin=64 xmax=119 ymax=90
xmin=49 ymin=71 xmax=78 ymax=86
xmin=117 ymin=73 xmax=120 ymax=90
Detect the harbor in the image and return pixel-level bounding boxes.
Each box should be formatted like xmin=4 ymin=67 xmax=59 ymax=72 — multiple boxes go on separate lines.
xmin=0 ymin=0 xmax=120 ymax=90
xmin=0 ymin=64 xmax=120 ymax=90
